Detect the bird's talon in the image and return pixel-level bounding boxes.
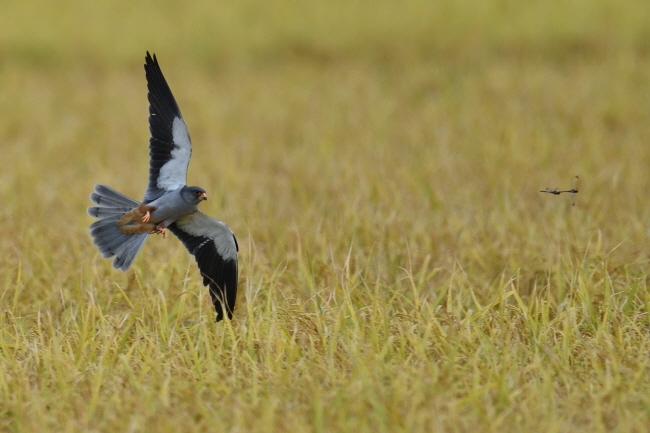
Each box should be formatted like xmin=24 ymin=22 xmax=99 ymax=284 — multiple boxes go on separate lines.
xmin=142 ymin=211 xmax=151 ymax=222
xmin=151 ymin=222 xmax=167 ymax=238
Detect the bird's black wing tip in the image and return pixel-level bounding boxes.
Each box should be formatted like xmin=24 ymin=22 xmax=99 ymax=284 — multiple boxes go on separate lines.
xmin=144 ymin=51 xmax=158 ymax=69
xmin=167 ymin=223 xmax=238 ymax=324
xmin=213 ymin=301 xmax=234 ymax=323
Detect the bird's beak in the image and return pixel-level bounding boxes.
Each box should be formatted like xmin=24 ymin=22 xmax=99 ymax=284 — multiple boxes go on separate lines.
xmin=200 ymin=192 xmax=207 ymax=201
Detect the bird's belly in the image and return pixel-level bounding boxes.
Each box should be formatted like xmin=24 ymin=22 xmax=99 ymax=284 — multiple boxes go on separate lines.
xmin=149 ymin=203 xmax=195 ymax=227
xmin=149 ymin=207 xmax=179 ymax=225
xmin=145 ymin=191 xmax=197 ymax=226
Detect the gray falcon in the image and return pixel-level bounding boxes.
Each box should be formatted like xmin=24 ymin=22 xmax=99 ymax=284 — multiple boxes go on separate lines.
xmin=87 ymin=52 xmax=239 ymax=322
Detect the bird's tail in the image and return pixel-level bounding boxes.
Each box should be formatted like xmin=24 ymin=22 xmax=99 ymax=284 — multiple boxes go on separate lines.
xmin=87 ymin=184 xmax=149 ymax=271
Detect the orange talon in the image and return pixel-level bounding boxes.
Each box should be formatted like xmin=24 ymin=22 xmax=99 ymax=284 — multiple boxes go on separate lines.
xmin=151 ymin=222 xmax=167 ymax=238
xmin=142 ymin=211 xmax=151 ymax=222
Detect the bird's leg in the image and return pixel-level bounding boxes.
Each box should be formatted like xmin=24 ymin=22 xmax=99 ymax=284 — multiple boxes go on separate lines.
xmin=117 ymin=204 xmax=158 ymax=234
xmin=116 ymin=209 xmax=139 ymax=227
xmin=119 ymin=222 xmax=156 ymax=234
xmin=151 ymin=222 xmax=167 ymax=239
xmin=141 ymin=204 xmax=156 ymax=222
xmin=117 ymin=204 xmax=156 ymax=227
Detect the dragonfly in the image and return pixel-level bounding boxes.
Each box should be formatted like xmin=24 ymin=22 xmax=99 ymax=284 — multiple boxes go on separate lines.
xmin=540 ymin=175 xmax=579 ymax=206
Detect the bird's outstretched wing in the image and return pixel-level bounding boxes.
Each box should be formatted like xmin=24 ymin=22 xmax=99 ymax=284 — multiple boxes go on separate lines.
xmin=168 ymin=211 xmax=239 ymax=321
xmin=143 ymin=52 xmax=192 ymax=203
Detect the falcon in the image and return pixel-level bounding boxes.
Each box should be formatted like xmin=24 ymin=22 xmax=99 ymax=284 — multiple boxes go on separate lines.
xmin=87 ymin=52 xmax=239 ymax=322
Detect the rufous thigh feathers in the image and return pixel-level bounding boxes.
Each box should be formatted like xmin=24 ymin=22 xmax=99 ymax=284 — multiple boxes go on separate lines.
xmin=117 ymin=204 xmax=158 ymax=234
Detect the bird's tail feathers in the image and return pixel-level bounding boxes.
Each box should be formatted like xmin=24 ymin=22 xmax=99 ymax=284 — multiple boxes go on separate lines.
xmin=87 ymin=184 xmax=149 ymax=271
xmin=89 ymin=184 xmax=140 ymax=208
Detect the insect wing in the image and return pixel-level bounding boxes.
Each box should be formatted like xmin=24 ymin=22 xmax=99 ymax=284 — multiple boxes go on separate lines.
xmin=569 ymin=175 xmax=579 ymax=206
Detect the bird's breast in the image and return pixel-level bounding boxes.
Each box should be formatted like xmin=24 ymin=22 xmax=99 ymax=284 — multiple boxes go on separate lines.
xmin=147 ymin=195 xmax=197 ymax=225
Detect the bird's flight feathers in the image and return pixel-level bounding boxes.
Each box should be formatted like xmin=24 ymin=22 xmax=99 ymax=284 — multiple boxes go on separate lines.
xmin=143 ymin=52 xmax=192 ymax=203
xmin=169 ymin=211 xmax=239 ymax=321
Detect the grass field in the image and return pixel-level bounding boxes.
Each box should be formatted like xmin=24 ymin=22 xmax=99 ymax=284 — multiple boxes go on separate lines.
xmin=2 ymin=0 xmax=650 ymax=431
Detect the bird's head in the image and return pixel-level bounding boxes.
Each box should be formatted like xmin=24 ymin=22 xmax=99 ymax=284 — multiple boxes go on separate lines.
xmin=181 ymin=186 xmax=208 ymax=205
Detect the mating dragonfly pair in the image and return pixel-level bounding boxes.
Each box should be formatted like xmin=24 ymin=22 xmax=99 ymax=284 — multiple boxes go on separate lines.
xmin=540 ymin=175 xmax=579 ymax=206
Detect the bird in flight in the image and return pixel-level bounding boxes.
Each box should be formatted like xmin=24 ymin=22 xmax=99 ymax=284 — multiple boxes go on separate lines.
xmin=540 ymin=175 xmax=579 ymax=206
xmin=87 ymin=52 xmax=239 ymax=322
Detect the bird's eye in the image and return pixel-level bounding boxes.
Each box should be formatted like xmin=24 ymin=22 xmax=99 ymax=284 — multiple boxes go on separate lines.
xmin=195 ymin=191 xmax=201 ymax=195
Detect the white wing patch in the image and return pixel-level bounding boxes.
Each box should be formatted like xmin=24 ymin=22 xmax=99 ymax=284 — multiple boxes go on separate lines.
xmin=157 ymin=116 xmax=192 ymax=191
xmin=176 ymin=212 xmax=238 ymax=260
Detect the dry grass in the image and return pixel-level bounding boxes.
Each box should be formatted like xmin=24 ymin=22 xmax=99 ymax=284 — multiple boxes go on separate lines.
xmin=2 ymin=0 xmax=650 ymax=431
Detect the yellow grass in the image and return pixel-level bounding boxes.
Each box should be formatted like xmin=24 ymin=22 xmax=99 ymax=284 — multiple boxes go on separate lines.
xmin=2 ymin=0 xmax=650 ymax=431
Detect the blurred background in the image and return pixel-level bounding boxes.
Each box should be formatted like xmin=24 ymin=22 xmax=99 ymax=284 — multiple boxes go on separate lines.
xmin=1 ymin=0 xmax=650 ymax=307
xmin=4 ymin=1 xmax=650 ymax=431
